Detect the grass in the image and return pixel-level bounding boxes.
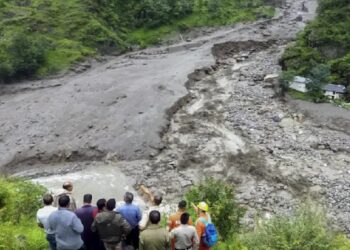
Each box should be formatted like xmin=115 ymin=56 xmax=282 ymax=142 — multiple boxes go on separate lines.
xmin=287 ymin=89 xmax=314 ymax=101
xmin=0 ymin=0 xmax=121 ymax=80
xmin=241 ymin=205 xmax=350 ymax=250
xmin=0 ymin=221 xmax=47 ymax=250
xmin=129 ymin=6 xmax=274 ymax=47
xmin=0 ymin=0 xmax=275 ymax=81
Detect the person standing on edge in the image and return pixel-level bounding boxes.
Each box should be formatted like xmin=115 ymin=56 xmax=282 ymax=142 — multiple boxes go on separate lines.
xmin=53 ymin=181 xmax=77 ymax=211
xmin=194 ymin=202 xmax=211 ymax=250
xmin=92 ymin=199 xmax=132 ymax=250
xmin=168 ymin=200 xmax=193 ymax=250
xmin=139 ymin=186 xmax=164 ymax=230
xmin=170 ymin=213 xmax=199 ymax=250
xmin=139 ymin=210 xmax=170 ymax=250
xmin=37 ymin=194 xmax=58 ymax=250
xmin=116 ymin=192 xmax=142 ymax=249
xmin=48 ymin=195 xmax=84 ymax=250
xmin=75 ymin=194 xmax=99 ymax=250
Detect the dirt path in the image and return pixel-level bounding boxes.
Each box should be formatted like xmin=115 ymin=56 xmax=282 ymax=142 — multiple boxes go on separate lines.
xmin=3 ymin=0 xmax=350 ymax=233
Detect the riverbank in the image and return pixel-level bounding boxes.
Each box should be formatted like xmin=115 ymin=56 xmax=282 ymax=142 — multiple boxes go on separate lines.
xmin=3 ymin=0 xmax=350 ymax=236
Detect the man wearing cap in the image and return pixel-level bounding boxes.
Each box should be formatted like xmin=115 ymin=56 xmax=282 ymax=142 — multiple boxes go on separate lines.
xmin=194 ymin=202 xmax=211 ymax=250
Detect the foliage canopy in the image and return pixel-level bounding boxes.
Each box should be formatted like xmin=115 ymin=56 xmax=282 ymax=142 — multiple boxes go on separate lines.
xmin=0 ymin=0 xmax=274 ymax=82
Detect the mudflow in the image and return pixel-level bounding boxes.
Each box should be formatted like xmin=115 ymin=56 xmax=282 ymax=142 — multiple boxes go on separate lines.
xmin=1 ymin=0 xmax=350 ymax=233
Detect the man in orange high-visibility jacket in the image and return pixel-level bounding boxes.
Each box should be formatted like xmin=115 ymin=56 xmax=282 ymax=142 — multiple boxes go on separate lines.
xmin=195 ymin=202 xmax=211 ymax=250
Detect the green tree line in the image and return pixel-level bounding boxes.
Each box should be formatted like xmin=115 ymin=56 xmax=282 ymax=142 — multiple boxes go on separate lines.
xmin=0 ymin=0 xmax=274 ymax=82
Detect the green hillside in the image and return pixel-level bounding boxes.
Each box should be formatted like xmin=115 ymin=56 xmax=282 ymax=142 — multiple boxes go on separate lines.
xmin=0 ymin=0 xmax=274 ymax=82
xmin=281 ymin=0 xmax=350 ymax=90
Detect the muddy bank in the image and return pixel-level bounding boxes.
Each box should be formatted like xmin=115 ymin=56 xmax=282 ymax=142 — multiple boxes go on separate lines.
xmin=288 ymin=99 xmax=350 ymax=135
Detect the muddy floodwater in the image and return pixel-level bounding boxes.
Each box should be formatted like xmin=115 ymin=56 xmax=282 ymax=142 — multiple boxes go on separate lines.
xmin=2 ymin=0 xmax=350 ymax=234
xmin=31 ymin=163 xmax=146 ymax=209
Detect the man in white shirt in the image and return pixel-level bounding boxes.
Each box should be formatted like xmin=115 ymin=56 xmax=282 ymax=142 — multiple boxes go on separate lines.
xmin=37 ymin=194 xmax=58 ymax=250
xmin=170 ymin=213 xmax=199 ymax=250
xmin=139 ymin=186 xmax=165 ymax=230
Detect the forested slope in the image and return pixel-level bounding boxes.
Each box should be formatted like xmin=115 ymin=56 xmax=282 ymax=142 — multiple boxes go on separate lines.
xmin=281 ymin=0 xmax=350 ymax=89
xmin=0 ymin=0 xmax=274 ymax=82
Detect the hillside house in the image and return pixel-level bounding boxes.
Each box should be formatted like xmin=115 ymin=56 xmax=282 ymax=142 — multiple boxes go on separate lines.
xmin=323 ymin=84 xmax=346 ymax=99
xmin=289 ymin=76 xmax=311 ymax=93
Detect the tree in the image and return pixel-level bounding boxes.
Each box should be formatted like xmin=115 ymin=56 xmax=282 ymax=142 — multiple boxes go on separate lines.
xmin=279 ymin=70 xmax=296 ymax=96
xmin=307 ymin=64 xmax=330 ymax=102
xmin=185 ymin=178 xmax=245 ymax=240
xmin=346 ymin=85 xmax=350 ymax=101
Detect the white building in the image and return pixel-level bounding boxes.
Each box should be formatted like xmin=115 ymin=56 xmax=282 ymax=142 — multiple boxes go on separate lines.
xmin=323 ymin=84 xmax=346 ymax=100
xmin=289 ymin=76 xmax=311 ymax=93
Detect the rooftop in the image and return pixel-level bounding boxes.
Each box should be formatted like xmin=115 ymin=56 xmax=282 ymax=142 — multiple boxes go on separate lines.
xmin=322 ymin=84 xmax=346 ymax=93
xmin=293 ymin=76 xmax=311 ymax=84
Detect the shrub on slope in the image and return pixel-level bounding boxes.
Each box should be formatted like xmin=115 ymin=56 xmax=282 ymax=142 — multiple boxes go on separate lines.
xmin=0 ymin=177 xmax=47 ymax=250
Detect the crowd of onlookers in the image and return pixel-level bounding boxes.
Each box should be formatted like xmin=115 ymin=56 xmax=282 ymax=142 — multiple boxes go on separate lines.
xmin=36 ymin=181 xmax=215 ymax=250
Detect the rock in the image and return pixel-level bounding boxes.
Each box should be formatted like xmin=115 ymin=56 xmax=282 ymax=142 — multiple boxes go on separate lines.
xmin=262 ymin=30 xmax=271 ymax=37
xmin=263 ymin=82 xmax=275 ymax=88
xmin=272 ymin=113 xmax=285 ymax=122
xmin=309 ymin=185 xmax=325 ymax=197
xmin=264 ymin=74 xmax=279 ymax=83
xmin=279 ymin=118 xmax=298 ymax=128
xmin=294 ymin=15 xmax=303 ymax=21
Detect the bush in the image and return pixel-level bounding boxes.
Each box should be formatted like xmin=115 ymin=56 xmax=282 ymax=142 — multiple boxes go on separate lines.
xmin=306 ymin=64 xmax=330 ymax=102
xmin=0 ymin=177 xmax=46 ymax=223
xmin=242 ymin=205 xmax=350 ymax=250
xmin=185 ymin=178 xmax=246 ymax=240
xmin=0 ymin=33 xmax=47 ymax=82
xmin=0 ymin=177 xmax=47 ymax=250
xmin=279 ymin=70 xmax=297 ymax=96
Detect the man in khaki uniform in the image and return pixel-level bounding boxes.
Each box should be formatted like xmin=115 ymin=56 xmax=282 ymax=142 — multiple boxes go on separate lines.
xmin=139 ymin=210 xmax=169 ymax=250
xmin=53 ymin=181 xmax=77 ymax=212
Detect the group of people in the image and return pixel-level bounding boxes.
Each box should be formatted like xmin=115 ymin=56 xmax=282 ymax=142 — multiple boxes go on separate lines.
xmin=36 ymin=181 xmax=215 ymax=250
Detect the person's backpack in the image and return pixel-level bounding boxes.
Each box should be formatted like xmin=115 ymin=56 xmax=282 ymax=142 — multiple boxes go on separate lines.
xmin=199 ymin=218 xmax=218 ymax=247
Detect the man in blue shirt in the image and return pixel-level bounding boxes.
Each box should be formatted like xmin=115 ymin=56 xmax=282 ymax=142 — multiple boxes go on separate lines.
xmin=48 ymin=195 xmax=84 ymax=250
xmin=116 ymin=192 xmax=142 ymax=249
